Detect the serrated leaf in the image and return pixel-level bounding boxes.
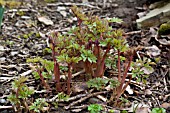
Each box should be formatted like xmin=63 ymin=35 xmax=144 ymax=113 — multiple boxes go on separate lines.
xmin=107 ymin=17 xmax=123 ymax=23
xmin=99 ymin=41 xmax=108 ymax=47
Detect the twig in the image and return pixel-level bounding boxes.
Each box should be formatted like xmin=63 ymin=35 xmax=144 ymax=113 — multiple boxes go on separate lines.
xmin=47 ymin=2 xmax=101 ymax=9
xmin=64 ymin=91 xmax=109 ymax=109
xmin=70 ymin=105 xmax=88 ymax=113
xmin=70 ymin=104 xmax=88 ymax=109
xmin=164 ymin=94 xmax=170 ymax=101
xmin=72 ymin=69 xmax=85 ymax=78
xmin=60 ymin=69 xmax=85 ymax=79
xmin=163 ymin=77 xmax=168 ymax=92
xmin=96 ymin=95 xmax=107 ymax=102
xmin=151 ymin=95 xmax=161 ymax=107
xmin=0 ymin=106 xmax=13 ymax=109
xmin=125 ymin=79 xmax=145 ymax=90
xmin=67 ymin=94 xmax=87 ymax=102
xmin=34 ymin=90 xmax=48 ymax=93
xmin=124 ymin=30 xmax=141 ymax=35
xmin=20 ymin=70 xmax=33 ymax=76
xmin=47 ymin=93 xmax=87 ymax=102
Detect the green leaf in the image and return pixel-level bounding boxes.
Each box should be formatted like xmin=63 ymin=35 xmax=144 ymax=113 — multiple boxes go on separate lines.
xmin=107 ymin=17 xmax=123 ymax=23
xmin=109 ymin=79 xmax=120 ymax=88
xmin=40 ymin=60 xmax=54 ymax=74
xmin=18 ymin=86 xmax=34 ymax=98
xmin=7 ymin=94 xmax=20 ymax=104
xmin=57 ymin=54 xmax=66 ymax=62
xmin=87 ymin=78 xmax=109 ymax=90
xmin=26 ymin=57 xmax=42 ymax=63
xmin=81 ymin=50 xmax=97 ymax=63
xmin=29 ymin=98 xmax=48 ymax=112
xmin=32 ymin=71 xmax=40 ymax=79
xmin=12 ymin=77 xmax=28 ymax=88
xmin=88 ymin=104 xmax=103 ymax=113
xmin=151 ymin=108 xmax=166 ymax=113
xmin=99 ymin=41 xmax=108 ymax=47
xmin=88 ymin=57 xmax=92 ymax=63
xmin=57 ymin=92 xmax=69 ymax=101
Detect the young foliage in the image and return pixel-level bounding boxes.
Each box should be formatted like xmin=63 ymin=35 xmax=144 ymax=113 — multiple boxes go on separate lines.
xmin=151 ymin=108 xmax=166 ymax=113
xmin=57 ymin=92 xmax=69 ymax=101
xmin=8 ymin=77 xmax=34 ymax=101
xmin=87 ymin=78 xmax=119 ymax=90
xmin=26 ymin=6 xmax=154 ymax=104
xmin=87 ymin=78 xmax=109 ymax=90
xmin=29 ymin=98 xmax=49 ymax=113
xmin=131 ymin=57 xmax=154 ymax=83
xmin=70 ymin=5 xmax=125 ymax=78
xmin=88 ymin=104 xmax=103 ymax=113
xmin=8 ymin=77 xmax=34 ymax=112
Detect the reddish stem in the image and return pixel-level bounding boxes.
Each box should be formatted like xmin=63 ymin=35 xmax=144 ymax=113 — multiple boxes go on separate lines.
xmin=37 ymin=69 xmax=50 ymax=90
xmin=116 ymin=55 xmax=133 ymax=99
xmin=95 ymin=45 xmax=110 ymax=77
xmin=50 ymin=36 xmax=61 ymax=92
xmin=78 ymin=18 xmax=82 ymax=30
xmin=116 ymin=75 xmax=132 ymax=101
xmin=54 ymin=61 xmax=61 ymax=92
xmin=117 ymin=50 xmax=121 ymax=81
xmin=84 ymin=60 xmax=94 ymax=77
xmin=93 ymin=44 xmax=100 ymax=77
xmin=121 ymin=75 xmax=132 ymax=95
xmin=120 ymin=56 xmax=133 ymax=87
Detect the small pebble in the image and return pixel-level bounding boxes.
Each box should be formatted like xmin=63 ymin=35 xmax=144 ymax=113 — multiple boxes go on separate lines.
xmin=145 ymin=89 xmax=152 ymax=96
xmin=0 ymin=99 xmax=7 ymax=104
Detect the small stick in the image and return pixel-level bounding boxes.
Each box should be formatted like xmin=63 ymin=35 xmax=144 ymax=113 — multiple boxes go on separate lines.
xmin=0 ymin=106 xmax=13 ymax=109
xmin=64 ymin=91 xmax=109 ymax=109
xmin=47 ymin=2 xmax=101 ymax=9
xmin=47 ymin=93 xmax=87 ymax=102
xmin=124 ymin=30 xmax=141 ymax=35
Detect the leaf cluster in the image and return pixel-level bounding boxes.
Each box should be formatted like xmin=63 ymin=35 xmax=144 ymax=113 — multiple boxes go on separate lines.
xmin=8 ymin=77 xmax=34 ymax=104
xmin=87 ymin=77 xmax=119 ymax=90
xmin=57 ymin=92 xmax=69 ymax=101
xmin=151 ymin=108 xmax=166 ymax=113
xmin=27 ymin=57 xmax=54 ymax=79
xmin=29 ymin=98 xmax=49 ymax=113
xmin=8 ymin=77 xmax=34 ymax=112
xmin=131 ymin=57 xmax=154 ymax=83
xmin=88 ymin=104 xmax=103 ymax=113
xmin=26 ymin=6 xmax=154 ymax=104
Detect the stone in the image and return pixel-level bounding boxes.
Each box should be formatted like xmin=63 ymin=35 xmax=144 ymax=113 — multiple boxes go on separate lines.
xmin=0 ymin=57 xmax=6 ymax=62
xmin=136 ymin=2 xmax=170 ymax=28
xmin=11 ymin=51 xmax=18 ymax=56
xmin=21 ymin=16 xmax=31 ymax=19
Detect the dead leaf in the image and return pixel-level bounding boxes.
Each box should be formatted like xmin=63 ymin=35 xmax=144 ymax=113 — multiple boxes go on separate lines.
xmin=127 ymin=102 xmax=151 ymax=112
xmin=38 ymin=16 xmax=54 ymax=25
xmin=145 ymin=89 xmax=152 ymax=96
xmin=72 ymin=82 xmax=88 ymax=94
xmin=125 ymin=85 xmax=133 ymax=95
xmin=155 ymin=35 xmax=170 ymax=46
xmin=136 ymin=107 xmax=150 ymax=113
xmin=161 ymin=102 xmax=170 ymax=109
xmin=141 ymin=66 xmax=154 ymax=74
xmin=60 ymin=11 xmax=67 ymax=17
xmin=145 ymin=45 xmax=161 ymax=57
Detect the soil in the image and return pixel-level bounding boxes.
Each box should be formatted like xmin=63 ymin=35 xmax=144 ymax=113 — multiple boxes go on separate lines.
xmin=0 ymin=0 xmax=169 ymax=113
